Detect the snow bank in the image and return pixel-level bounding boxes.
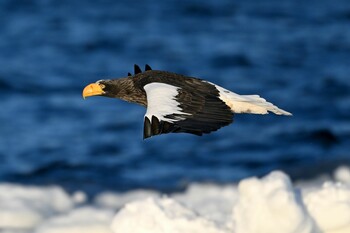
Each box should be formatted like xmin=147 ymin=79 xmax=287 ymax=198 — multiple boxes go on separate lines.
xmin=232 ymin=171 xmax=316 ymax=233
xmin=111 ymin=197 xmax=226 ymax=233
xmin=110 ymin=169 xmax=350 ymax=233
xmin=304 ymin=182 xmax=350 ymax=233
xmin=94 ymin=189 xmax=160 ymax=209
xmin=172 ymin=183 xmax=238 ymax=226
xmin=1 ymin=166 xmax=350 ymax=233
xmin=0 ymin=183 xmax=74 ymax=229
xmin=334 ymin=166 xmax=350 ymax=184
xmin=36 ymin=207 xmax=114 ymax=233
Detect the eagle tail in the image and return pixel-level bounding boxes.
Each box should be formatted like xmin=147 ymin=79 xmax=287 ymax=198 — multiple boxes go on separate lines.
xmin=238 ymin=94 xmax=292 ymax=115
xmin=214 ymin=84 xmax=292 ymax=116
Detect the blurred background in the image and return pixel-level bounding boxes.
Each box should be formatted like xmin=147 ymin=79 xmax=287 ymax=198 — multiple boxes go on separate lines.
xmin=0 ymin=0 xmax=349 ymax=195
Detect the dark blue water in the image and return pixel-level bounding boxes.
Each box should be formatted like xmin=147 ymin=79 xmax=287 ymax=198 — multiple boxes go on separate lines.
xmin=1 ymin=0 xmax=350 ymax=194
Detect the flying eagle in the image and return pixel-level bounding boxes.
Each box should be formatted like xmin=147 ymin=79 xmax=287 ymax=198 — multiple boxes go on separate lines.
xmin=83 ymin=65 xmax=291 ymax=139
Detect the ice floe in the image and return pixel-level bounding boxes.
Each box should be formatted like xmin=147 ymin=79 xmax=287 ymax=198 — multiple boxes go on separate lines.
xmin=1 ymin=166 xmax=350 ymax=233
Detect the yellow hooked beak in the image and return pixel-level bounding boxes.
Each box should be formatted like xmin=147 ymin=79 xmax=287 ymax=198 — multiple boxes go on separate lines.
xmin=82 ymin=83 xmax=105 ymax=99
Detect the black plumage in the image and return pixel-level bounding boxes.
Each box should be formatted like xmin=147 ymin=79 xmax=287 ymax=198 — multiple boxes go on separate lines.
xmin=134 ymin=64 xmax=142 ymax=74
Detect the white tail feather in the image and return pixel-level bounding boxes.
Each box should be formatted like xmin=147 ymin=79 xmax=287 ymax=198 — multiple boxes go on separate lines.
xmin=212 ymin=84 xmax=292 ymax=116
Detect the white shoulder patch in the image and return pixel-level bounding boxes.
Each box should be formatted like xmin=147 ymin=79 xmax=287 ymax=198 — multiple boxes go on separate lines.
xmin=144 ymin=83 xmax=190 ymax=122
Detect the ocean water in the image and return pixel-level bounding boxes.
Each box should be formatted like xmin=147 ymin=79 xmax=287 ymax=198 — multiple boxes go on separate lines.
xmin=0 ymin=0 xmax=349 ymax=194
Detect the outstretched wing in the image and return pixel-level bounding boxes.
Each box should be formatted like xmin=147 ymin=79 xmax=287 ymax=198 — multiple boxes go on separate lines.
xmin=143 ymin=82 xmax=233 ymax=139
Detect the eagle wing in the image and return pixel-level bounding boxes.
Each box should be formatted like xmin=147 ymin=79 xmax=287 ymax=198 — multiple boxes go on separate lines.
xmin=143 ymin=82 xmax=233 ymax=139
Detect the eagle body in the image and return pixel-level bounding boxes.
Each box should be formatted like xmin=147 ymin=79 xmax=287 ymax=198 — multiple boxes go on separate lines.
xmin=83 ymin=65 xmax=291 ymax=139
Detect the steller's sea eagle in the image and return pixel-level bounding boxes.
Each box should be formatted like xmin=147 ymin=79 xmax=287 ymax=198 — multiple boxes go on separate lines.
xmin=83 ymin=65 xmax=291 ymax=139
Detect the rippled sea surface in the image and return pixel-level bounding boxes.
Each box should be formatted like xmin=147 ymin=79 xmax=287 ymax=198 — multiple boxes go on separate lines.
xmin=1 ymin=0 xmax=350 ymax=194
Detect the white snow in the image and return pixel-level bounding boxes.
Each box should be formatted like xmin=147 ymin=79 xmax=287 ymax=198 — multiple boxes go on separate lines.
xmin=334 ymin=166 xmax=350 ymax=184
xmin=304 ymin=182 xmax=350 ymax=233
xmin=111 ymin=197 xmax=226 ymax=233
xmin=94 ymin=189 xmax=160 ymax=210
xmin=0 ymin=183 xmax=74 ymax=230
xmin=1 ymin=166 xmax=350 ymax=233
xmin=232 ymin=171 xmax=316 ymax=233
xmin=35 ymin=207 xmax=114 ymax=233
xmin=172 ymin=183 xmax=238 ymax=226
